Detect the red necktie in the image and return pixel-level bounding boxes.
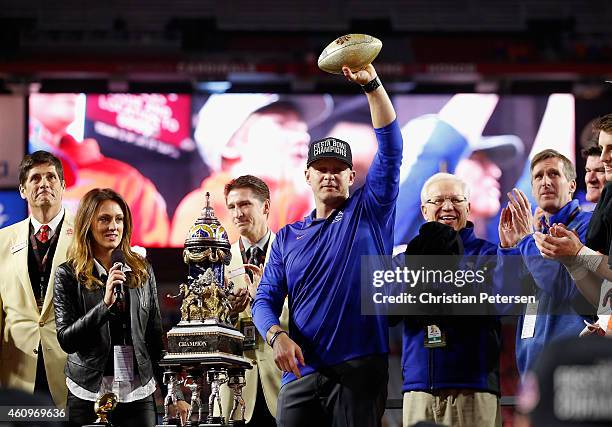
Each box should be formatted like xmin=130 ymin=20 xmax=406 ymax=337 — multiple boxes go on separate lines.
xmin=37 ymin=225 xmax=50 ymax=244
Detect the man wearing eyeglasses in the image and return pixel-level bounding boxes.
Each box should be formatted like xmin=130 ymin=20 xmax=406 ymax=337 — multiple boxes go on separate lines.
xmin=401 ymin=172 xmax=502 ymax=427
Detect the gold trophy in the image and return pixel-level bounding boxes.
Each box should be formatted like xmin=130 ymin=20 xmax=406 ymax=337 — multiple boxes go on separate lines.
xmin=92 ymin=393 xmax=118 ymax=425
xmin=158 ymin=193 xmax=251 ymax=427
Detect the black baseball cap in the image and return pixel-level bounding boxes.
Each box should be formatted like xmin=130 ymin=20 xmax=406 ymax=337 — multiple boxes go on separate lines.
xmin=307 ymin=137 xmax=353 ymax=169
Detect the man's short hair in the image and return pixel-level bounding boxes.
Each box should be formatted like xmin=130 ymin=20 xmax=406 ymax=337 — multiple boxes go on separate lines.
xmin=18 ymin=151 xmax=65 ymax=187
xmin=581 ymin=143 xmax=602 ymax=159
xmin=224 ymin=175 xmax=271 ymax=203
xmin=420 ymin=172 xmax=470 ymax=204
xmin=530 ymin=149 xmax=576 ymax=182
xmin=594 ymin=113 xmax=612 ymax=135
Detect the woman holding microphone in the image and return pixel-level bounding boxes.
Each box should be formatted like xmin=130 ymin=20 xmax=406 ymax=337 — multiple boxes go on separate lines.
xmin=54 ymin=188 xmax=188 ymax=426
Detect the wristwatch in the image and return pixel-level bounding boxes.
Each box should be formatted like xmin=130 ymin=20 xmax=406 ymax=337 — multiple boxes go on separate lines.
xmin=362 ymin=76 xmax=381 ymax=93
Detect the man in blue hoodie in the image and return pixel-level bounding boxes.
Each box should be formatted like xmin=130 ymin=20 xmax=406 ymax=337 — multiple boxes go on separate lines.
xmin=401 ymin=172 xmax=501 ymax=427
xmin=252 ymin=64 xmax=403 ymax=427
xmin=498 ymin=149 xmax=594 ymax=376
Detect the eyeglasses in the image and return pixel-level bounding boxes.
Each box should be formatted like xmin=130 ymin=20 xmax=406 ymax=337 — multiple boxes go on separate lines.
xmin=426 ymin=196 xmax=467 ymax=206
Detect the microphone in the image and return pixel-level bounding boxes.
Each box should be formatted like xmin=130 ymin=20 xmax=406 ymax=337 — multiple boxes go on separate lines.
xmin=110 ymin=249 xmax=126 ymax=301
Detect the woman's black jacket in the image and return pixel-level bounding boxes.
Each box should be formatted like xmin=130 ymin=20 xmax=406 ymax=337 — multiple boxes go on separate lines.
xmin=53 ymin=261 xmax=169 ymax=396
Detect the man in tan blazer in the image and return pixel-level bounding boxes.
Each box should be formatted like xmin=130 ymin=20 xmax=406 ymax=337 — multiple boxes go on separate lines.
xmin=219 ymin=175 xmax=289 ymax=426
xmin=0 ymin=151 xmax=71 ymax=407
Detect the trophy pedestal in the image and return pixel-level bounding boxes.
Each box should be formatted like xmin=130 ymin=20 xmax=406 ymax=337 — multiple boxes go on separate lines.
xmin=162 ymin=318 xmax=252 ymax=370
xmin=228 ymin=420 xmax=246 ymax=426
xmin=159 ymin=320 xmax=250 ymax=427
xmin=156 ymin=417 xmax=181 ymax=427
xmin=200 ymin=416 xmax=226 ymax=426
xmin=155 ymin=418 xmax=182 ymax=427
xmin=165 ymin=319 xmax=247 ymax=362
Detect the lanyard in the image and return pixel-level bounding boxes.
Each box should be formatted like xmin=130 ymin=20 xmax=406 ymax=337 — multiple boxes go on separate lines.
xmin=540 ymin=206 xmax=581 ymax=233
xmin=567 ymin=206 xmax=582 ymax=225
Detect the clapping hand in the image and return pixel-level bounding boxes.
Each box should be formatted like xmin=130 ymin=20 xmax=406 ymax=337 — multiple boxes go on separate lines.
xmin=499 ymin=189 xmax=536 ymax=248
xmin=506 ymin=188 xmax=534 ymax=239
xmin=499 ymin=206 xmax=520 ymax=248
xmin=534 ymin=223 xmax=583 ymax=261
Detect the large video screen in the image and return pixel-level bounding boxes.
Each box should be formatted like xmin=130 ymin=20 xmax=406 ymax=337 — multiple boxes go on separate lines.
xmin=28 ymin=92 xmax=602 ymax=248
xmin=0 ymin=190 xmax=27 ymax=228
xmin=0 ymin=95 xmax=26 ymax=188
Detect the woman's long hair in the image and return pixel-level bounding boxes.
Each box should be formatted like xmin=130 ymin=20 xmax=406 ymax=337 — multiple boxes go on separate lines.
xmin=68 ymin=188 xmax=149 ymax=290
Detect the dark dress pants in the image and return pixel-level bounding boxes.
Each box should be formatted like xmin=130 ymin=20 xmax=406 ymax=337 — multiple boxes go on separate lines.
xmin=276 ymin=354 xmax=388 ymax=427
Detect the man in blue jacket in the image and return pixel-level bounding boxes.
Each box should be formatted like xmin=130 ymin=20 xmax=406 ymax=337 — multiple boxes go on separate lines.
xmin=252 ymin=64 xmax=403 ymax=427
xmin=401 ymin=172 xmax=501 ymax=427
xmin=498 ymin=149 xmax=594 ymax=376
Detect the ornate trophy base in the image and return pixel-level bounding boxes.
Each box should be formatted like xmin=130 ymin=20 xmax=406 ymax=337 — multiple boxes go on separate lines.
xmin=162 ymin=318 xmax=252 ymax=370
xmin=201 ymin=416 xmax=226 ymax=426
xmin=159 ymin=320 xmax=251 ymax=426
xmin=165 ymin=319 xmax=247 ymax=362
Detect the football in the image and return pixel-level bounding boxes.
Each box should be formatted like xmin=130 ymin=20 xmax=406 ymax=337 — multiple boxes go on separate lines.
xmin=317 ymin=34 xmax=382 ymax=75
